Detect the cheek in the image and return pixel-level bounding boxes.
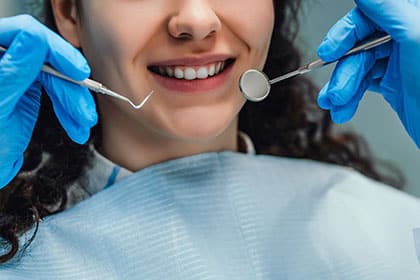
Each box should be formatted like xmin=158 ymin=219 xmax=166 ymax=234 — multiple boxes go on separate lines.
xmin=78 ymin=3 xmax=164 ymax=82
xmin=217 ymin=0 xmax=275 ymax=56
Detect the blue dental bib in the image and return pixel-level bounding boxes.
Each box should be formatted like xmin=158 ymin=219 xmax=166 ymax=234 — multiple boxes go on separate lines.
xmin=1 ymin=152 xmax=420 ymax=279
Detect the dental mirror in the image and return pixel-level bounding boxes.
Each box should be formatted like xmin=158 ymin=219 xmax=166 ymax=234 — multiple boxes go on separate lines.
xmin=240 ymin=34 xmax=392 ymax=102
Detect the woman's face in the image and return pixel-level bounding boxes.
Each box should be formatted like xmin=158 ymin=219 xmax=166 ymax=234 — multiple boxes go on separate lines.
xmin=64 ymin=0 xmax=274 ymax=143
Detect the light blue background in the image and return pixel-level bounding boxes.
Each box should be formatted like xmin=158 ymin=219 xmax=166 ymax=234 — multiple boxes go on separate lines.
xmin=1 ymin=0 xmax=419 ymax=196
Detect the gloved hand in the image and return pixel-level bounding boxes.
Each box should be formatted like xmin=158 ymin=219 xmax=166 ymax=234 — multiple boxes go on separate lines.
xmin=317 ymin=0 xmax=420 ymax=148
xmin=0 ymin=15 xmax=98 ymax=189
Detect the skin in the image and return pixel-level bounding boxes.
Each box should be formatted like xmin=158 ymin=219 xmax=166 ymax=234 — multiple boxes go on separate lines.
xmin=51 ymin=0 xmax=274 ymax=171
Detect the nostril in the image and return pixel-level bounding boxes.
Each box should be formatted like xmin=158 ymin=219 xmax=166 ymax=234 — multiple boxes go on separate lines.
xmin=168 ymin=9 xmax=221 ymax=41
xmin=176 ymin=32 xmax=193 ymax=40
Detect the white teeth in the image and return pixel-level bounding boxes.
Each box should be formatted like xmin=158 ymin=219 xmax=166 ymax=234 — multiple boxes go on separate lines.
xmin=197 ymin=67 xmax=208 ymax=79
xmin=208 ymin=64 xmax=216 ymax=76
xmin=174 ymin=68 xmax=184 ymax=79
xmin=184 ymin=68 xmax=197 ymax=80
xmin=158 ymin=61 xmax=230 ymax=80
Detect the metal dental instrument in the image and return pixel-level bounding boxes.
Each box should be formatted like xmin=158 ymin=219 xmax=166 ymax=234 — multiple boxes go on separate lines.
xmin=0 ymin=46 xmax=154 ymax=109
xmin=240 ymin=34 xmax=393 ymax=102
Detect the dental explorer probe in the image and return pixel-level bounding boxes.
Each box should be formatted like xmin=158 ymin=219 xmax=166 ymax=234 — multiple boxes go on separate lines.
xmin=0 ymin=46 xmax=154 ymax=110
xmin=240 ymin=34 xmax=392 ymax=102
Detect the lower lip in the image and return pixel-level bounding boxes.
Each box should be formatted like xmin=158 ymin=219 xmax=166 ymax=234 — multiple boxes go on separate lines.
xmin=149 ymin=62 xmax=234 ymax=93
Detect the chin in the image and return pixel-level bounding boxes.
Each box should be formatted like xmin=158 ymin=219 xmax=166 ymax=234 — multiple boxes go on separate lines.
xmin=167 ymin=119 xmax=235 ymax=142
xmin=158 ymin=105 xmax=239 ymax=142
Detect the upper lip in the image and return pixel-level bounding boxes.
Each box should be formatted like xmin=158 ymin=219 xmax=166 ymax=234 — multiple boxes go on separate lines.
xmin=148 ymin=54 xmax=235 ymax=67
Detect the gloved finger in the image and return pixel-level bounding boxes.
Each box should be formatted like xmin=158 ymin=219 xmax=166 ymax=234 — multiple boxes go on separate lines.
xmin=42 ymin=74 xmax=98 ymax=144
xmin=18 ymin=82 xmax=43 ymax=135
xmin=322 ymin=53 xmax=373 ymax=107
xmin=367 ymin=59 xmax=388 ymax=81
xmin=323 ymin=43 xmax=392 ymax=106
xmin=318 ymin=8 xmax=378 ymax=62
xmin=0 ymin=31 xmax=47 ymax=117
xmin=355 ymin=0 xmax=420 ymax=42
xmin=330 ymin=77 xmax=370 ymax=124
xmin=329 ymin=59 xmax=388 ymax=123
xmin=321 ymin=60 xmax=386 ymax=106
xmin=367 ymin=58 xmax=401 ymax=112
xmin=362 ymin=58 xmax=389 ymax=94
xmin=0 ymin=82 xmax=42 ymax=188
xmin=378 ymin=49 xmax=401 ymax=96
xmin=318 ymin=82 xmax=333 ymax=110
xmin=0 ymin=15 xmax=90 ymax=81
xmin=351 ymin=58 xmax=401 ymax=110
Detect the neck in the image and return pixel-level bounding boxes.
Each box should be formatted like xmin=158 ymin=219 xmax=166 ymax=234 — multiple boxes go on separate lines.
xmin=98 ymin=115 xmax=239 ymax=172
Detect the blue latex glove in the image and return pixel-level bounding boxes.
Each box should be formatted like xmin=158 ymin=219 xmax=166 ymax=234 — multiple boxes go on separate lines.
xmin=317 ymin=0 xmax=420 ymax=148
xmin=0 ymin=15 xmax=98 ymax=188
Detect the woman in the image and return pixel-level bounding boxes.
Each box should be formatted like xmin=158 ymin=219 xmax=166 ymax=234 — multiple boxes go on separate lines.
xmin=0 ymin=0 xmax=419 ymax=278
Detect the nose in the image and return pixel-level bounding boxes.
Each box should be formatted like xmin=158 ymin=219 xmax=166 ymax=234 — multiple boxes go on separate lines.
xmin=168 ymin=0 xmax=222 ymax=41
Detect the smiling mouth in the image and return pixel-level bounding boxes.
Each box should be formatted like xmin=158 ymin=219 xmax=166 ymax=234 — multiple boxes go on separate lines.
xmin=148 ymin=58 xmax=236 ymax=81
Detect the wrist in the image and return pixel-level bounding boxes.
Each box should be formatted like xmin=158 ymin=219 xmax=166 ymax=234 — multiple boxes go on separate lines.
xmin=0 ymin=157 xmax=24 ymax=189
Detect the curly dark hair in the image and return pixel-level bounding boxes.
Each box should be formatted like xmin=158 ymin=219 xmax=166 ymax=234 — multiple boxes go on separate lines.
xmin=0 ymin=0 xmax=403 ymax=264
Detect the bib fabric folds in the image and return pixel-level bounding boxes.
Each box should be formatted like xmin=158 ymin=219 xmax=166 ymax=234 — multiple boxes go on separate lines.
xmin=1 ymin=152 xmax=420 ymax=279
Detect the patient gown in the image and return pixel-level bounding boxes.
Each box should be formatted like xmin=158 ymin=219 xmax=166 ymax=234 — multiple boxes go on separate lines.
xmin=1 ymin=149 xmax=420 ymax=279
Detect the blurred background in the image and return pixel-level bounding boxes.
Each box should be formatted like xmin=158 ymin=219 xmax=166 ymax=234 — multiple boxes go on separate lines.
xmin=1 ymin=0 xmax=419 ymax=196
xmin=0 ymin=0 xmax=21 ymax=17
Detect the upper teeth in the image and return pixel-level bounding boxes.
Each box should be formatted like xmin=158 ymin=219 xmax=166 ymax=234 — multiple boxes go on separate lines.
xmin=157 ymin=62 xmax=226 ymax=80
